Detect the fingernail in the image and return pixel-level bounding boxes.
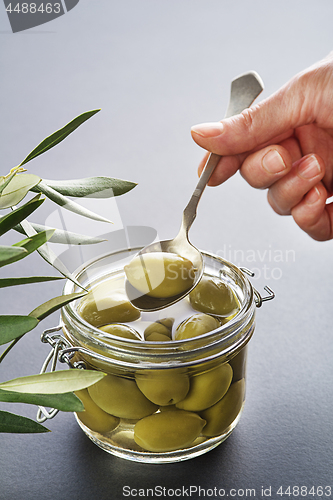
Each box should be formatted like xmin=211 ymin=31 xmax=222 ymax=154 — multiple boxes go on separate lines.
xmin=191 ymin=122 xmax=224 ymax=138
xmin=305 ymin=186 xmax=320 ymax=204
xmin=298 ymin=155 xmax=321 ymax=179
xmin=262 ymin=150 xmax=287 ymax=174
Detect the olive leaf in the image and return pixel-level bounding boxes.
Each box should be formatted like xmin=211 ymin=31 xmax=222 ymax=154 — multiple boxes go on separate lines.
xmin=0 ymin=229 xmax=57 ymax=269
xmin=13 ymin=222 xmax=106 ymax=245
xmin=0 ymin=167 xmax=26 ymax=195
xmin=0 ymin=173 xmax=41 ymax=209
xmin=19 ymin=109 xmax=100 ymax=167
xmin=36 ymin=181 xmax=113 ymax=224
xmin=0 ymin=389 xmax=84 ymax=412
xmin=0 ymin=410 xmax=49 ymax=433
xmin=38 ymin=177 xmax=137 ymax=198
xmin=0 ymin=370 xmax=106 ymax=394
xmin=0 ymin=245 xmax=28 ymax=267
xmin=0 ymin=276 xmax=63 ymax=288
xmin=0 ymin=315 xmax=39 ymax=345
xmin=0 ymin=194 xmax=43 ymax=236
xmin=19 ymin=218 xmax=86 ymax=290
xmin=28 ymin=291 xmax=87 ymax=321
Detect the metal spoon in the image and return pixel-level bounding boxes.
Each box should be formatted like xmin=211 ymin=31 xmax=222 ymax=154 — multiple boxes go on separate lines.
xmin=126 ymin=71 xmax=264 ymax=311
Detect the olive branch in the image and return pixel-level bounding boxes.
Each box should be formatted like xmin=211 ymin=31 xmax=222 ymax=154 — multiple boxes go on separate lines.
xmin=0 ymin=110 xmax=136 ymax=433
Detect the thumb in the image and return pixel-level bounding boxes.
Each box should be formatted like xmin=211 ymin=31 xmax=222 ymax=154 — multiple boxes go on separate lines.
xmin=191 ymin=83 xmax=301 ymax=156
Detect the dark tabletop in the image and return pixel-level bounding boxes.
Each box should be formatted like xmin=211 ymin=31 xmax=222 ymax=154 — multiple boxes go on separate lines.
xmin=1 ymin=2 xmax=333 ymax=499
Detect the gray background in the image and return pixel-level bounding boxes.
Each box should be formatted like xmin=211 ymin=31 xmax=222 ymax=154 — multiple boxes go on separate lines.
xmin=1 ymin=2 xmax=332 ymax=499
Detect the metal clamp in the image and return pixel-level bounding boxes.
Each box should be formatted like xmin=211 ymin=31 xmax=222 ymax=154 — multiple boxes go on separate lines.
xmin=36 ymin=326 xmax=86 ymax=423
xmin=240 ymin=267 xmax=275 ymax=308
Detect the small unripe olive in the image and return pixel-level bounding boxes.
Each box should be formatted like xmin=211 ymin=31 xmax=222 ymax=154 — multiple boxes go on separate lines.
xmin=134 ymin=410 xmax=206 ymax=452
xmin=200 ymin=379 xmax=245 ymax=437
xmin=189 ymin=276 xmax=239 ymax=317
xmin=75 ymin=389 xmax=120 ymax=433
xmin=176 ymin=363 xmax=233 ymax=411
xmin=78 ymin=279 xmax=140 ymax=327
xmin=99 ymin=323 xmax=141 ymax=341
xmin=124 ymin=252 xmax=195 ymax=298
xmin=145 ymin=332 xmax=171 ymax=342
xmin=174 ymin=313 xmax=220 ymax=341
xmin=135 ymin=369 xmax=190 ymax=406
xmin=144 ymin=320 xmax=172 ymax=339
xmin=88 ymin=374 xmax=158 ymax=419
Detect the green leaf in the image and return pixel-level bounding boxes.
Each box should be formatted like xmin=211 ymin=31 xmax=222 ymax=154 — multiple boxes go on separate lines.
xmin=0 ymin=316 xmax=39 ymax=345
xmin=0 ymin=194 xmax=43 ymax=236
xmin=18 ymin=218 xmax=87 ymax=290
xmin=36 ymin=181 xmax=112 ymax=224
xmin=0 ymin=276 xmax=64 ymax=288
xmin=12 ymin=229 xmax=55 ymax=257
xmin=39 ymin=177 xmax=137 ymax=198
xmin=0 ymin=389 xmax=84 ymax=412
xmin=0 ymin=169 xmax=20 ymax=195
xmin=0 ymin=230 xmax=54 ymax=268
xmin=0 ymin=245 xmax=27 ymax=267
xmin=0 ymin=174 xmax=41 ymax=209
xmin=29 ymin=291 xmax=87 ymax=321
xmin=19 ymin=109 xmax=100 ymax=167
xmin=0 ymin=410 xmax=49 ymax=433
xmin=0 ymin=370 xmax=106 ymax=394
xmin=13 ymin=222 xmax=106 ymax=245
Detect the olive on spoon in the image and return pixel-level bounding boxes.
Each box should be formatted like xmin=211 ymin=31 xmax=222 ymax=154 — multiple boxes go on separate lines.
xmin=125 ymin=71 xmax=264 ymax=312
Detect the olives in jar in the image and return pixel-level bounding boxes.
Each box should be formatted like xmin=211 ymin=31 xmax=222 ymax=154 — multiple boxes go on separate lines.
xmin=229 ymin=346 xmax=247 ymax=382
xmin=174 ymin=313 xmax=220 ymax=341
xmin=176 ymin=363 xmax=233 ymax=412
xmin=88 ymin=374 xmax=158 ymax=419
xmin=75 ymin=389 xmax=120 ymax=433
xmin=200 ymin=379 xmax=245 ymax=437
xmin=124 ymin=252 xmax=195 ymax=298
xmin=135 ymin=369 xmax=190 ymax=406
xmin=144 ymin=319 xmax=173 ymax=339
xmin=189 ymin=276 xmax=239 ymax=317
xmin=134 ymin=410 xmax=206 ymax=452
xmin=78 ymin=279 xmax=140 ymax=327
xmin=99 ymin=323 xmax=141 ymax=341
xmin=145 ymin=332 xmax=171 ymax=342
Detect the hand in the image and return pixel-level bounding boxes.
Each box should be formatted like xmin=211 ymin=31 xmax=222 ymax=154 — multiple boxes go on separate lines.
xmin=191 ymin=53 xmax=333 ymax=241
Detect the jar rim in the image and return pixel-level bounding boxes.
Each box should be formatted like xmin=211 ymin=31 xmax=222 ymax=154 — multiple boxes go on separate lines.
xmin=61 ymin=248 xmax=256 ymax=368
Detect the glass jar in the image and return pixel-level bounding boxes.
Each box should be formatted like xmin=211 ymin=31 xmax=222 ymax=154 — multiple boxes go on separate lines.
xmin=54 ymin=245 xmax=271 ymax=464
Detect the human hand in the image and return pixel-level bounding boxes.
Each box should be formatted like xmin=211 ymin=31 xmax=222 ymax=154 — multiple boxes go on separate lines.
xmin=191 ymin=53 xmax=333 ymax=241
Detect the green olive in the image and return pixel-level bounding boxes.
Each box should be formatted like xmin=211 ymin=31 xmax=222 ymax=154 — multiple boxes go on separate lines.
xmin=229 ymin=346 xmax=247 ymax=382
xmin=135 ymin=369 xmax=190 ymax=406
xmin=75 ymin=389 xmax=120 ymax=433
xmin=174 ymin=313 xmax=220 ymax=341
xmin=176 ymin=363 xmax=233 ymax=411
xmin=144 ymin=319 xmax=173 ymax=339
xmin=99 ymin=323 xmax=141 ymax=341
xmin=189 ymin=276 xmax=239 ymax=317
xmin=78 ymin=279 xmax=140 ymax=327
xmin=199 ymin=379 xmax=245 ymax=437
xmin=88 ymin=374 xmax=158 ymax=419
xmin=134 ymin=410 xmax=206 ymax=452
xmin=145 ymin=332 xmax=171 ymax=342
xmin=157 ymin=317 xmax=174 ymax=331
xmin=124 ymin=252 xmax=195 ymax=298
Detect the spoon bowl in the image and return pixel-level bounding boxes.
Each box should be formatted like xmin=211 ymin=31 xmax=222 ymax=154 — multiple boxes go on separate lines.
xmin=126 ymin=71 xmax=264 ymax=312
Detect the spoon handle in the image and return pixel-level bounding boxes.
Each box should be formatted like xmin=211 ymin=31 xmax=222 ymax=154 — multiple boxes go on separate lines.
xmin=179 ymin=71 xmax=264 ymax=238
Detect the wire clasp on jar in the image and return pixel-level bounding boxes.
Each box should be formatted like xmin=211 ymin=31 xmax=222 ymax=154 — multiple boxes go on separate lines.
xmin=239 ymin=267 xmax=275 ymax=307
xmin=36 ymin=326 xmax=87 ymax=423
